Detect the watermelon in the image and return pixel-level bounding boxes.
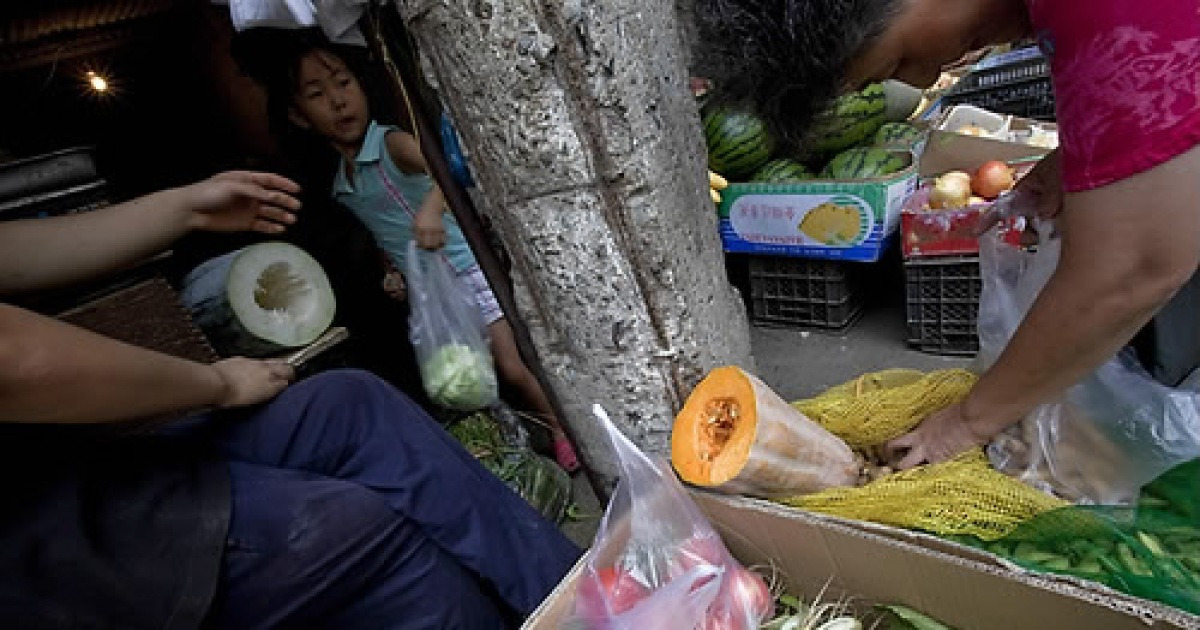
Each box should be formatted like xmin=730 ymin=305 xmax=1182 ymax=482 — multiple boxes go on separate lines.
xmin=751 ymin=159 xmax=814 ymax=183
xmin=703 ymin=108 xmax=775 ymax=179
xmin=874 ymin=122 xmax=924 ymax=148
xmin=805 ymin=83 xmax=888 ymax=157
xmin=820 ymin=147 xmax=910 ymax=180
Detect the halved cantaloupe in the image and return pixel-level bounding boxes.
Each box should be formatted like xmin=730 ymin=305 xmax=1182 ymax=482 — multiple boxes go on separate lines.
xmin=671 ymin=366 xmax=860 ymax=498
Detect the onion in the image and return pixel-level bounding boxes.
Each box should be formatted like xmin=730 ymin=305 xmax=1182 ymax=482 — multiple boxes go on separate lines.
xmin=956 ymin=124 xmax=991 ymax=137
xmin=928 ymin=171 xmax=973 ymax=210
xmin=972 ymin=160 xmax=1016 ymax=199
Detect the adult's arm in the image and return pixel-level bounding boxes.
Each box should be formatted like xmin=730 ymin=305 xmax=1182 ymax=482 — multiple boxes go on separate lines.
xmin=0 ymin=171 xmax=300 ymax=295
xmin=888 ymin=145 xmax=1200 ymax=467
xmin=0 ymin=304 xmax=293 ymax=424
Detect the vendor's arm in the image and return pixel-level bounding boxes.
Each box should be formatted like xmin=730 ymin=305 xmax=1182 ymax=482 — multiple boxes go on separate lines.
xmin=386 ymin=131 xmax=448 ymax=250
xmin=0 ymin=171 xmax=300 ymax=294
xmin=889 ymin=145 xmax=1200 ymax=468
xmin=0 ymin=304 xmax=293 ymax=424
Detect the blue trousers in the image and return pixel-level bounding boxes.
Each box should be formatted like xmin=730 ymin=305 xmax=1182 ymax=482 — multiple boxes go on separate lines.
xmin=181 ymin=370 xmax=581 ymax=629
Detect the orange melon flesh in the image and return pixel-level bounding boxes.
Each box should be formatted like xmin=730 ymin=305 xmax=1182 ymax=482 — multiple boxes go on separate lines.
xmin=671 ymin=366 xmax=860 ymax=498
xmin=672 ymin=366 xmax=756 ymax=485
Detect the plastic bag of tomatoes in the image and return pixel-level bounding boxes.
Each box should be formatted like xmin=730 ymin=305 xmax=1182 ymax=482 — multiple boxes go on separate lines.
xmin=566 ymin=406 xmax=774 ymax=630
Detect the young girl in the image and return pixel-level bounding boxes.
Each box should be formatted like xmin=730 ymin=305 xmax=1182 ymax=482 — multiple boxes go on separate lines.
xmin=240 ymin=34 xmax=580 ymax=472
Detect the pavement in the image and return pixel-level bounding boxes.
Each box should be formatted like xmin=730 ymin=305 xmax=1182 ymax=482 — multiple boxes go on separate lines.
xmin=558 ymin=275 xmax=972 ymax=547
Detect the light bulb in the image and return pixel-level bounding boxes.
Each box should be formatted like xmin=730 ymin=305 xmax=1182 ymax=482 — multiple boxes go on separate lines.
xmin=86 ymin=71 xmax=108 ymax=93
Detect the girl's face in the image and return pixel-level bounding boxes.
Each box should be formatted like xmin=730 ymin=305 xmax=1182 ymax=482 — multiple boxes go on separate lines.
xmin=845 ymin=0 xmax=1031 ymax=89
xmin=288 ymin=50 xmax=370 ymax=150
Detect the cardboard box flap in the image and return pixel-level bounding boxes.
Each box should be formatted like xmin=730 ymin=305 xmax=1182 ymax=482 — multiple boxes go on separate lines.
xmin=920 ymin=131 xmax=1050 ymax=178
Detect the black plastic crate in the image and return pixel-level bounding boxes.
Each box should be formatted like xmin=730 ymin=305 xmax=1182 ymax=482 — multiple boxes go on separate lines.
xmin=905 ymin=256 xmax=981 ymax=355
xmin=749 ymin=256 xmax=864 ymax=330
xmin=943 ymin=50 xmax=1055 ymax=121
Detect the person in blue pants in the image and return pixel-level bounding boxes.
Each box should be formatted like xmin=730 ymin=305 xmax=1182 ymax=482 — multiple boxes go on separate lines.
xmin=0 ymin=170 xmax=580 ymax=629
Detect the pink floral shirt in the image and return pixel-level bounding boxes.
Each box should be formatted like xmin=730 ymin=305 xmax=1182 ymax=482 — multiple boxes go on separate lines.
xmin=1025 ymin=0 xmax=1200 ymax=192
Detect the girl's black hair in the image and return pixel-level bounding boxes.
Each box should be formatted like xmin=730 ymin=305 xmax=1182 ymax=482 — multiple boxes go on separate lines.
xmin=691 ymin=0 xmax=903 ymax=149
xmin=230 ymin=27 xmax=397 ymax=184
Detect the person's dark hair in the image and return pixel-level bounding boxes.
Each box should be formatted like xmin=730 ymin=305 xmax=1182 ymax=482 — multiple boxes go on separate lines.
xmin=230 ymin=27 xmax=397 ymax=187
xmin=691 ymin=0 xmax=903 ymax=150
xmin=232 ymin=28 xmax=365 ymax=141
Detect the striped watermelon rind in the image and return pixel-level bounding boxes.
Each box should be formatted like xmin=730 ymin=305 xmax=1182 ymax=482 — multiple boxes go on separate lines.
xmin=805 ymin=83 xmax=888 ymax=157
xmin=751 ymin=159 xmax=814 ymax=183
xmin=874 ymin=122 xmax=924 ymax=148
xmin=703 ymin=108 xmax=775 ymax=179
xmin=820 ymin=147 xmax=910 ymax=180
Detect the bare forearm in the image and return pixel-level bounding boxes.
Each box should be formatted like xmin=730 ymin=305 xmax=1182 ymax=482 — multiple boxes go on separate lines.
xmin=0 ymin=305 xmax=226 ymax=423
xmin=967 ymin=146 xmax=1200 ymax=434
xmin=964 ymin=262 xmax=1167 ymax=433
xmin=0 ymin=187 xmax=193 ymax=294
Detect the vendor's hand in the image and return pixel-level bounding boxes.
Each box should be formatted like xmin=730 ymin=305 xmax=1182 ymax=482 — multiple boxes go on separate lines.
xmin=414 ymin=207 xmax=447 ymax=250
xmin=210 ymin=357 xmax=294 ymax=409
xmin=183 ymin=171 xmax=302 ymax=235
xmin=381 ymin=270 xmax=406 ymax=301
xmin=883 ymin=403 xmax=994 ymax=470
xmin=975 ymin=148 xmax=1063 ymax=235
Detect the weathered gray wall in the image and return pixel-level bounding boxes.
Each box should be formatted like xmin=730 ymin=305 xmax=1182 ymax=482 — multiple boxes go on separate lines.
xmin=397 ymin=0 xmax=753 ymax=486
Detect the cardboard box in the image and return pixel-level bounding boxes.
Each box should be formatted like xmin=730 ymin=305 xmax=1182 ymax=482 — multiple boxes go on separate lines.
xmin=524 ymin=492 xmax=1200 ymax=630
xmin=902 ymin=112 xmax=1051 ymax=258
xmin=718 ymin=158 xmax=919 ymax=263
xmin=932 ymin=104 xmax=1058 ymax=151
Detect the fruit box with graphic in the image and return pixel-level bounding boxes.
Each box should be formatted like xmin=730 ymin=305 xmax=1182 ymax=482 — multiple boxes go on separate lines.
xmin=717 ymin=162 xmax=919 ymax=263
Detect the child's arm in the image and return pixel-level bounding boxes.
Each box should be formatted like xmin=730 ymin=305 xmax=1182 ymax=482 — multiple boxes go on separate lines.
xmin=385 ymin=131 xmax=448 ymax=251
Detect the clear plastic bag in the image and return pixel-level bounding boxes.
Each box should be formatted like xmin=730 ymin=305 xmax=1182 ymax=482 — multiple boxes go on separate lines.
xmin=566 ymin=405 xmax=773 ymax=630
xmin=978 ymin=223 xmax=1200 ymax=505
xmin=406 ymin=241 xmax=498 ymax=411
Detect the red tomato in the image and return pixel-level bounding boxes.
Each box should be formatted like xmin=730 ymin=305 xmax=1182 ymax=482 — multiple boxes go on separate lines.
xmin=673 ymin=534 xmax=727 ymax=576
xmin=576 ymin=566 xmax=652 ymax=621
xmin=723 ymin=567 xmax=773 ymax=621
xmin=696 ymin=566 xmax=774 ymax=630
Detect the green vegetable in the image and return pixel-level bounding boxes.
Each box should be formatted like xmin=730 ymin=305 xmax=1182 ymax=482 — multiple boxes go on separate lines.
xmin=422 ymin=343 xmax=497 ymax=410
xmin=877 ymin=605 xmax=955 ymax=630
xmin=447 ymin=410 xmax=573 ymax=524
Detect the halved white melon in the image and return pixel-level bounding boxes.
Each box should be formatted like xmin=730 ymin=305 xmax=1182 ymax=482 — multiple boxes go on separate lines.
xmin=181 ymin=242 xmax=335 ymax=357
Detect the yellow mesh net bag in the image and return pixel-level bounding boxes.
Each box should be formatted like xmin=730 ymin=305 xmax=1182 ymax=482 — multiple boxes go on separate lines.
xmin=778 ymin=369 xmax=1067 ymax=541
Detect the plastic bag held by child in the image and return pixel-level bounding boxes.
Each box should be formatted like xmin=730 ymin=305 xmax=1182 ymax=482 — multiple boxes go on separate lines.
xmin=977 ymin=219 xmax=1200 ymax=505
xmin=567 ymin=405 xmax=774 ymax=630
xmin=406 ymin=241 xmax=499 ymax=411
